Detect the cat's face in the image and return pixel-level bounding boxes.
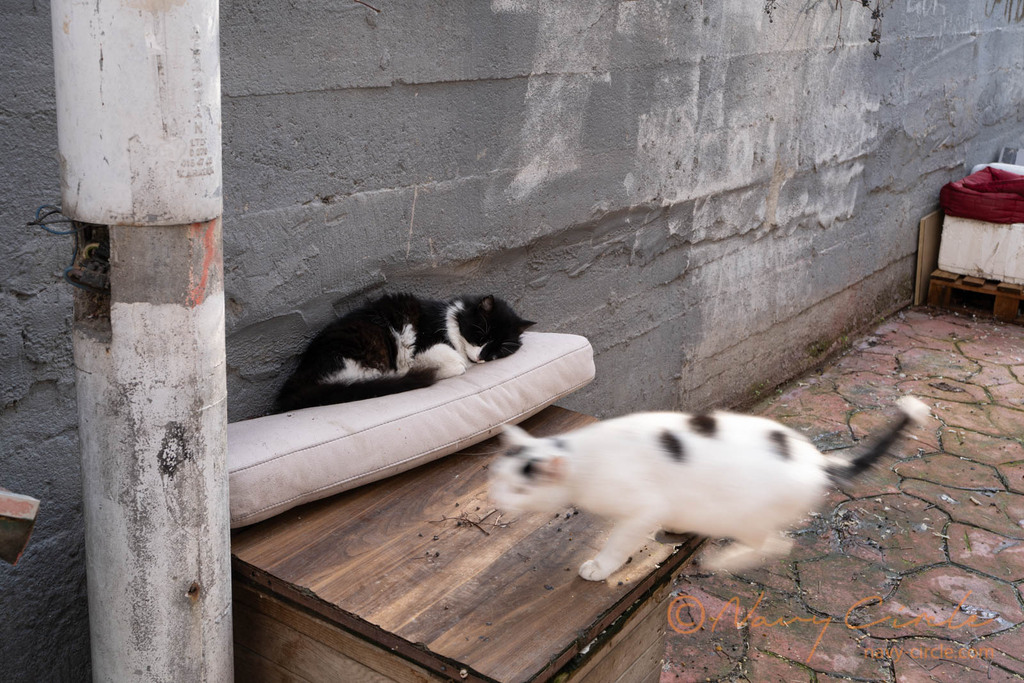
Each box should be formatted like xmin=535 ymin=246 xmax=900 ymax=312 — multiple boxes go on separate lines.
xmin=457 ymin=295 xmax=535 ymax=363
xmin=488 ymin=424 xmax=571 ymax=514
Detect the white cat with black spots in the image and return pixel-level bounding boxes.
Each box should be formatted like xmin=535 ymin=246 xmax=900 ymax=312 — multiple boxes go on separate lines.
xmin=490 ymin=397 xmax=929 ymax=581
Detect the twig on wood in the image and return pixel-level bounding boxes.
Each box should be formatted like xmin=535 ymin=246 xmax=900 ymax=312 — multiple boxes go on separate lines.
xmin=429 ymin=508 xmax=512 ymax=536
xmin=478 ymin=509 xmax=499 ymax=525
xmin=451 ymin=514 xmax=491 ymax=536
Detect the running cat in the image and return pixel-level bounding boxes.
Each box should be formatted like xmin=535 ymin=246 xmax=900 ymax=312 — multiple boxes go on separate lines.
xmin=489 ymin=397 xmax=929 ymax=581
xmin=276 ymin=293 xmax=534 ymax=412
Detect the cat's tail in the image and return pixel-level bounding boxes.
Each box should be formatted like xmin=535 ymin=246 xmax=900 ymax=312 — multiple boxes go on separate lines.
xmin=827 ymin=396 xmax=930 ymax=484
xmin=275 ymin=369 xmax=438 ymax=412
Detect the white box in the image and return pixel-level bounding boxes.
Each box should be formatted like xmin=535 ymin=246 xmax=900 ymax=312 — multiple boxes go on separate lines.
xmin=938 ymin=215 xmax=1024 ymax=285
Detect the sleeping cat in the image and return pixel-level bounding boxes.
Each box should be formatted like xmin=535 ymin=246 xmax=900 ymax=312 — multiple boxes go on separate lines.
xmin=276 ymin=293 xmax=534 ymax=412
xmin=489 ymin=396 xmax=929 ymax=581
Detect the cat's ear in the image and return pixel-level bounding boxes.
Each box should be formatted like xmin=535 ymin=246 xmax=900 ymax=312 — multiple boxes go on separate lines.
xmin=534 ymin=455 xmax=567 ymax=482
xmin=500 ymin=423 xmax=533 ymax=449
xmin=479 ymin=295 xmax=495 ymax=314
xmin=518 ymin=319 xmax=536 ymax=334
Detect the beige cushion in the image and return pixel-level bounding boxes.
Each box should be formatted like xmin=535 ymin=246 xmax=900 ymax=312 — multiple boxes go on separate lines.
xmin=228 ymin=332 xmax=595 ymax=527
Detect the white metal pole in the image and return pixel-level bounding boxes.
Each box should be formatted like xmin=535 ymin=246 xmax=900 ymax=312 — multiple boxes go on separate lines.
xmin=51 ymin=1 xmax=232 ymax=680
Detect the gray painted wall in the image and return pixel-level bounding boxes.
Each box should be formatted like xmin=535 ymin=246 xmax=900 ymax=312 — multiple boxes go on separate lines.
xmin=2 ymin=0 xmax=1022 ymax=679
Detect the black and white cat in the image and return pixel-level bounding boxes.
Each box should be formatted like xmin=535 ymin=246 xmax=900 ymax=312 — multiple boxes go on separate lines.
xmin=489 ymin=397 xmax=929 ymax=581
xmin=276 ymin=293 xmax=534 ymax=412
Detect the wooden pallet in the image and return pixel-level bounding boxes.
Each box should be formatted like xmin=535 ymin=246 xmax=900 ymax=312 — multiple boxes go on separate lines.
xmin=928 ymin=269 xmax=1024 ymax=323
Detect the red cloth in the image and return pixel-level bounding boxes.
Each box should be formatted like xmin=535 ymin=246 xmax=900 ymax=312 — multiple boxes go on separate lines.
xmin=940 ymin=166 xmax=1024 ymax=224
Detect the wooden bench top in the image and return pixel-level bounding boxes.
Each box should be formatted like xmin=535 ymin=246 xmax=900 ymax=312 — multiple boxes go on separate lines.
xmin=231 ymin=406 xmax=702 ymax=683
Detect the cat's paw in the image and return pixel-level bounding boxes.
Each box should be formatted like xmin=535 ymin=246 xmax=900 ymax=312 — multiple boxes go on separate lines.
xmin=435 ymin=361 xmax=468 ymax=380
xmin=579 ymin=559 xmax=614 ymax=581
xmin=703 ymin=536 xmax=792 ymax=572
xmin=702 ymin=545 xmax=761 ymax=572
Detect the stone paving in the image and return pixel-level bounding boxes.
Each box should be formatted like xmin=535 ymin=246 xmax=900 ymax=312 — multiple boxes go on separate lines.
xmin=662 ymin=307 xmax=1024 ymax=682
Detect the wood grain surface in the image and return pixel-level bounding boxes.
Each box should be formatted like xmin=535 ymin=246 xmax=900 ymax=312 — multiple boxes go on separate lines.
xmin=233 ymin=406 xmax=703 ymax=682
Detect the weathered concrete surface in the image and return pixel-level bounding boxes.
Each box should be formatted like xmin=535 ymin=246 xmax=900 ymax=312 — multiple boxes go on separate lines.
xmin=2 ymin=0 xmax=1023 ymax=678
xmin=1 ymin=2 xmax=90 ymax=680
xmin=218 ymin=0 xmax=1024 ymax=420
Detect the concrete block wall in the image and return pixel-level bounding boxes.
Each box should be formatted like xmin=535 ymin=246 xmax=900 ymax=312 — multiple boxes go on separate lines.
xmin=2 ymin=0 xmax=1022 ymax=678
xmin=2 ymin=2 xmax=90 ymax=680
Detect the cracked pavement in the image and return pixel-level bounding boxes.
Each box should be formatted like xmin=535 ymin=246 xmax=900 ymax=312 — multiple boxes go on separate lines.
xmin=662 ymin=307 xmax=1024 ymax=682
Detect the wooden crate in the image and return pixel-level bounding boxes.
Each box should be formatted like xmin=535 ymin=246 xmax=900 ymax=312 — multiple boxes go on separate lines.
xmin=927 ymin=269 xmax=1024 ymax=323
xmin=232 ymin=406 xmax=704 ymax=683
